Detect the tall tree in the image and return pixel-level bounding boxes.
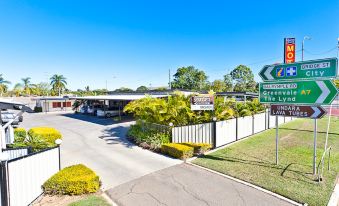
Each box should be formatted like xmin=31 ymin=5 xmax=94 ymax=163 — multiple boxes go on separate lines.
xmin=13 ymin=83 xmax=23 ymax=97
xmin=0 ymin=74 xmax=11 ymax=96
xmin=136 ymin=86 xmax=149 ymax=92
xmin=210 ymin=79 xmax=226 ymax=92
xmin=171 ymin=66 xmax=208 ymax=90
xmin=223 ymin=74 xmax=233 ymax=91
xmin=50 ymin=74 xmax=67 ymax=96
xmin=114 ymin=87 xmax=134 ymax=92
xmin=226 ymin=65 xmax=257 ymax=92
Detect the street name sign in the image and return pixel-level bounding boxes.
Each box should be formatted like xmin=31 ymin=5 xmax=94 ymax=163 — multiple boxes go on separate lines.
xmin=259 ymin=80 xmax=338 ymax=104
xmin=191 ymin=96 xmax=214 ymax=111
xmin=270 ymin=105 xmax=326 ymax=119
xmin=259 ymin=58 xmax=338 ymax=81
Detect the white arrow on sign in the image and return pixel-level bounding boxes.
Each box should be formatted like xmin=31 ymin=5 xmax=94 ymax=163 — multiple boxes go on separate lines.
xmin=311 ymin=106 xmax=321 ymax=118
xmin=263 ymin=66 xmax=274 ymax=80
xmin=316 ymin=81 xmax=330 ymax=104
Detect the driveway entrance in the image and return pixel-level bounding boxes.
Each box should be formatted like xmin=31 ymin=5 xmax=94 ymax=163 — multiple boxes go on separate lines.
xmin=21 ymin=112 xmax=181 ymax=190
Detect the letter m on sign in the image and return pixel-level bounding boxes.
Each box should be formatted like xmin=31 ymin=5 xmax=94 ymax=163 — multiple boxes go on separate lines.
xmin=287 ymin=45 xmax=294 ymax=52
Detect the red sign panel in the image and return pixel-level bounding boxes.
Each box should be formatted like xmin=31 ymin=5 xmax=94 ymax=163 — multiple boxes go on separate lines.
xmin=284 ymin=38 xmax=296 ymax=64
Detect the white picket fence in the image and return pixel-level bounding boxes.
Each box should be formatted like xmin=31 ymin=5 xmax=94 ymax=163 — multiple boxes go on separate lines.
xmin=2 ymin=148 xmax=29 ymax=161
xmin=3 ymin=147 xmax=60 ymax=206
xmin=172 ymin=111 xmax=294 ymax=148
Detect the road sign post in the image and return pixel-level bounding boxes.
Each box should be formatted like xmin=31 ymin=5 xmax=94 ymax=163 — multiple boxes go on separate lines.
xmin=259 ymin=58 xmax=338 ymax=81
xmin=259 ymin=80 xmax=338 ymax=105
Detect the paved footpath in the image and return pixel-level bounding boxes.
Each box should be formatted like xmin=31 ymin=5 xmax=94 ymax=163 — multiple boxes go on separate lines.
xmin=107 ymin=163 xmax=294 ymax=206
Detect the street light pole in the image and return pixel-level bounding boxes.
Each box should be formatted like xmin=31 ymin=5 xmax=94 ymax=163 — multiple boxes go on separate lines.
xmin=302 ymin=36 xmax=311 ymax=61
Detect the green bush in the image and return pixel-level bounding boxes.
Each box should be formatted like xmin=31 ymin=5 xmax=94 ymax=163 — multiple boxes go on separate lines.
xmin=34 ymin=106 xmax=43 ymax=113
xmin=43 ymin=164 xmax=100 ymax=195
xmin=181 ymin=143 xmax=212 ymax=154
xmin=127 ymin=124 xmax=171 ymax=150
xmin=161 ymin=143 xmax=194 ymax=159
xmin=14 ymin=128 xmax=26 ymax=143
xmin=28 ymin=127 xmax=62 ymax=146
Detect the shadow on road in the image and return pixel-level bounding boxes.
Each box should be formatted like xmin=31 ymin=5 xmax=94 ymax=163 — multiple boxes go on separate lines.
xmin=99 ymin=125 xmax=135 ymax=148
xmin=62 ymin=113 xmax=114 ymax=126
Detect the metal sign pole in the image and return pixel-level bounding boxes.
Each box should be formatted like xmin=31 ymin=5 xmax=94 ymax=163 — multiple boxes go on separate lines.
xmin=276 ymin=115 xmax=278 ymax=165
xmin=313 ymin=119 xmax=317 ymax=175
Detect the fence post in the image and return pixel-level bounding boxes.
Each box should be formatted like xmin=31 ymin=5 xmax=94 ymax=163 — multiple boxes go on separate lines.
xmin=213 ymin=121 xmax=217 ymax=148
xmin=58 ymin=146 xmax=61 ymax=171
xmin=235 ymin=117 xmax=238 ymax=141
xmin=0 ymin=160 xmax=9 ymax=206
xmin=252 ymin=115 xmax=255 ymax=135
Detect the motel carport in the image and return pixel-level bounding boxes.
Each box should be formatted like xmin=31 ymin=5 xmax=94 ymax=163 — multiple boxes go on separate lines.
xmin=70 ymin=94 xmax=168 ymax=117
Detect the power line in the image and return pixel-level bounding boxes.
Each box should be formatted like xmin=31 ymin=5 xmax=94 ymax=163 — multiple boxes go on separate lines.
xmin=304 ymin=47 xmax=337 ymax=55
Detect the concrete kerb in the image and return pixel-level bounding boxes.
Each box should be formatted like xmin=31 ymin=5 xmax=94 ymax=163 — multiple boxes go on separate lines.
xmin=327 ymin=179 xmax=339 ymax=206
xmin=102 ymin=192 xmax=118 ymax=206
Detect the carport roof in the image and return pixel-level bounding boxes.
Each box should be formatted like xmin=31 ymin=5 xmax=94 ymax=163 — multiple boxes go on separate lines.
xmin=0 ymin=99 xmax=33 ymax=112
xmin=70 ymin=94 xmax=169 ymax=101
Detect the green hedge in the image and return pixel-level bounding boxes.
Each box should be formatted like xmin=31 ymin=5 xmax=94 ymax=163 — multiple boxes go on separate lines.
xmin=14 ymin=128 xmax=27 ymax=143
xmin=161 ymin=143 xmax=194 ymax=159
xmin=127 ymin=124 xmax=171 ymax=150
xmin=180 ymin=143 xmax=212 ymax=154
xmin=43 ymin=164 xmax=100 ymax=195
xmin=28 ymin=127 xmax=62 ymax=146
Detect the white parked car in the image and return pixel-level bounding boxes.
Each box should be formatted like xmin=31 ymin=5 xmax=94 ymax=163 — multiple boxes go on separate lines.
xmin=96 ymin=109 xmax=120 ymax=118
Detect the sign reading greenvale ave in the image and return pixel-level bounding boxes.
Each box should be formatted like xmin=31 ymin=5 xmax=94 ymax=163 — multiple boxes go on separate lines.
xmin=259 ymin=58 xmax=338 ymax=81
xmin=259 ymin=80 xmax=338 ymax=104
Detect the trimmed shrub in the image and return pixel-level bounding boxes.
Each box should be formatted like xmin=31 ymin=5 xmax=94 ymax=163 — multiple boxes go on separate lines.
xmin=28 ymin=127 xmax=62 ymax=146
xmin=14 ymin=128 xmax=27 ymax=143
xmin=127 ymin=124 xmax=171 ymax=150
xmin=34 ymin=106 xmax=43 ymax=113
xmin=181 ymin=143 xmax=212 ymax=154
xmin=161 ymin=143 xmax=194 ymax=159
xmin=43 ymin=164 xmax=100 ymax=195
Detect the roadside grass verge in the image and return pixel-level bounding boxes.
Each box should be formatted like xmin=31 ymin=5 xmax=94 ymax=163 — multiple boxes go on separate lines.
xmin=193 ymin=116 xmax=339 ymax=206
xmin=68 ymin=195 xmax=110 ymax=206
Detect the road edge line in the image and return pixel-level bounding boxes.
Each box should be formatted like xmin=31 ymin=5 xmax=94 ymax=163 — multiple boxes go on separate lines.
xmin=186 ymin=162 xmax=304 ymax=206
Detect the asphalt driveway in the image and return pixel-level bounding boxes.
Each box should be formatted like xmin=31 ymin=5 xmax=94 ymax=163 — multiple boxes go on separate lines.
xmin=107 ymin=163 xmax=294 ymax=206
xmin=21 ymin=112 xmax=181 ymax=190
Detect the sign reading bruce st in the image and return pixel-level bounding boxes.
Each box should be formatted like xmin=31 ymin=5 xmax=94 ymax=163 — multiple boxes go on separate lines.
xmin=191 ymin=96 xmax=214 ymax=110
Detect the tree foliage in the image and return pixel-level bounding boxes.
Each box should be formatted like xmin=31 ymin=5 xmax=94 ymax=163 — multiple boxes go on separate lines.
xmin=124 ymin=92 xmax=265 ymax=126
xmin=0 ymin=74 xmax=11 ymax=96
xmin=172 ymin=66 xmax=208 ymax=90
xmin=136 ymin=86 xmax=149 ymax=92
xmin=50 ymin=74 xmax=67 ymax=96
xmin=225 ymin=65 xmax=257 ymax=92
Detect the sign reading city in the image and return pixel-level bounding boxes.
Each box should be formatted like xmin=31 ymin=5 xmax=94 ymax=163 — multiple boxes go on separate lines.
xmin=270 ymin=105 xmax=326 ymax=119
xmin=259 ymin=58 xmax=338 ymax=81
xmin=191 ymin=96 xmax=214 ymax=111
xmin=259 ymin=80 xmax=338 ymax=104
xmin=284 ymin=38 xmax=296 ymax=63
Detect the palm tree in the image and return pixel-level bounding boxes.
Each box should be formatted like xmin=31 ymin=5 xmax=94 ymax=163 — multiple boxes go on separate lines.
xmin=0 ymin=74 xmax=11 ymax=96
xmin=50 ymin=74 xmax=67 ymax=96
xmin=13 ymin=83 xmax=23 ymax=97
xmin=21 ymin=77 xmax=32 ymax=95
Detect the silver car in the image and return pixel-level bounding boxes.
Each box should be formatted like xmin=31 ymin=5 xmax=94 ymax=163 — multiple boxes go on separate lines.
xmin=0 ymin=111 xmax=20 ymax=127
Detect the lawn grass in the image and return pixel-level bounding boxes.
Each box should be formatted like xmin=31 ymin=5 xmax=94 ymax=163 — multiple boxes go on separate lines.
xmin=68 ymin=195 xmax=110 ymax=206
xmin=193 ymin=116 xmax=339 ymax=206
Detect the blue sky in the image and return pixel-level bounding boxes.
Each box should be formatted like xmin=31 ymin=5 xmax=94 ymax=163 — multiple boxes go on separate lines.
xmin=0 ymin=0 xmax=338 ymax=90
